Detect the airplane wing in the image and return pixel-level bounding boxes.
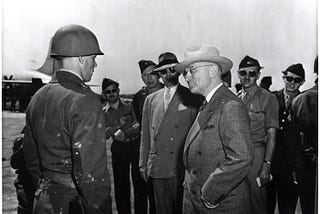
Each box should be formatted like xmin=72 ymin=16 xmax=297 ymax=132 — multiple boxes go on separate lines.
xmin=2 ymin=80 xmax=33 ymax=84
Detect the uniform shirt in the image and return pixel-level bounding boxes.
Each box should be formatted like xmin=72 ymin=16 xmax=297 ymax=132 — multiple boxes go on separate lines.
xmin=238 ymin=85 xmax=279 ymax=142
xmin=103 ymin=99 xmax=139 ymax=141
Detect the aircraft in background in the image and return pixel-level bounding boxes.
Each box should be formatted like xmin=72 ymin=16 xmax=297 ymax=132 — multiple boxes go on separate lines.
xmin=2 ymin=56 xmax=100 ymax=112
xmin=2 ymin=70 xmax=52 ymax=112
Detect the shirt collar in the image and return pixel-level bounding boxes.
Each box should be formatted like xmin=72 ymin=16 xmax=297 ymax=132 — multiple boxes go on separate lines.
xmin=103 ymin=99 xmax=122 ymax=112
xmin=164 ymin=84 xmax=179 ymax=98
xmin=242 ymin=85 xmax=259 ymax=99
xmin=206 ymin=83 xmax=223 ymax=102
xmin=283 ymin=88 xmax=299 ymax=99
xmin=164 ymin=84 xmax=179 ymax=93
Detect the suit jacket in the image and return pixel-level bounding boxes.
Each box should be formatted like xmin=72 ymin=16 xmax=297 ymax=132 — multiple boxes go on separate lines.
xmin=139 ymin=84 xmax=200 ymax=179
xmin=271 ymin=89 xmax=301 ymax=175
xmin=183 ymin=85 xmax=253 ymax=213
xmin=291 ymin=85 xmax=318 ymax=165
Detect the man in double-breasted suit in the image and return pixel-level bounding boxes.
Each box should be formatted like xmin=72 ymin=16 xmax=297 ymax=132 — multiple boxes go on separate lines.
xmin=175 ymin=44 xmax=254 ymax=214
xmin=139 ymin=52 xmax=201 ymax=214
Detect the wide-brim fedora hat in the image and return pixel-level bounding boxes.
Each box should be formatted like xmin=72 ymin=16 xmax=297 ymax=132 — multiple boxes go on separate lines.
xmin=175 ymin=44 xmax=233 ymax=75
xmin=174 ymin=44 xmax=233 ymax=74
xmin=153 ymin=52 xmax=179 ymax=72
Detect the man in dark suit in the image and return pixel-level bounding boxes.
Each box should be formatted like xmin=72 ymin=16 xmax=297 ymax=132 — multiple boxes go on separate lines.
xmin=291 ymin=57 xmax=318 ymax=214
xmin=132 ymin=60 xmax=164 ymax=214
xmin=139 ymin=52 xmax=201 ymax=214
xmin=175 ymin=44 xmax=254 ymax=214
xmin=23 ymin=24 xmax=112 ymax=214
xmin=267 ymin=64 xmax=305 ymax=214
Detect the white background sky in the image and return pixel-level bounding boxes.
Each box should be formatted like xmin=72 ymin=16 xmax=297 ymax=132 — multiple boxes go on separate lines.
xmin=2 ymin=0 xmax=318 ymax=94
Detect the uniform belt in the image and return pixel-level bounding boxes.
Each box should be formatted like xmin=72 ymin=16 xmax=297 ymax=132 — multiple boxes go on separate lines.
xmin=114 ymin=137 xmax=140 ymax=143
xmin=43 ymin=171 xmax=75 ymax=188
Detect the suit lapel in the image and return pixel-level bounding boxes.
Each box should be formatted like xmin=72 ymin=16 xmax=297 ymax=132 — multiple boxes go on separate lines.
xmin=198 ymin=85 xmax=226 ymax=129
xmin=183 ymin=113 xmax=200 ymax=156
xmin=156 ymin=86 xmax=182 ymax=135
xmin=153 ymin=89 xmax=165 ymax=135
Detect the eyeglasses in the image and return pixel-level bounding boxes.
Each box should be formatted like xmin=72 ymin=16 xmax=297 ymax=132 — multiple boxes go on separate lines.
xmin=159 ymin=67 xmax=176 ymax=75
xmin=104 ymin=88 xmax=118 ymax=94
xmin=238 ymin=70 xmax=258 ymax=78
xmin=283 ymin=76 xmax=303 ymax=84
xmin=183 ymin=64 xmax=212 ymax=77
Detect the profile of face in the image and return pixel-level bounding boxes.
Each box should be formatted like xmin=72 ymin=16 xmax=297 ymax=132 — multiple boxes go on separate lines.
xmin=183 ymin=62 xmax=216 ymax=95
xmin=238 ymin=66 xmax=260 ymax=89
xmin=282 ymin=71 xmax=304 ymax=93
xmin=141 ymin=66 xmax=160 ymax=89
xmin=158 ymin=67 xmax=179 ymax=86
xmin=103 ymin=84 xmax=120 ymax=103
xmin=79 ymin=55 xmax=97 ymax=82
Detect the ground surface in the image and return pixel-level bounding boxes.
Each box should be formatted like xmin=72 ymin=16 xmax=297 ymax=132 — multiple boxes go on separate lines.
xmin=2 ymin=111 xmax=302 ymax=214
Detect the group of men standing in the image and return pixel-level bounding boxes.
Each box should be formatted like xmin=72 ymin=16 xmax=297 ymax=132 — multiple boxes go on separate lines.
xmin=20 ymin=24 xmax=317 ymax=214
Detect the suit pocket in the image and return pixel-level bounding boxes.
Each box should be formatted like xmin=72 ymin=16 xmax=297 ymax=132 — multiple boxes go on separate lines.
xmin=203 ymin=124 xmax=215 ymax=130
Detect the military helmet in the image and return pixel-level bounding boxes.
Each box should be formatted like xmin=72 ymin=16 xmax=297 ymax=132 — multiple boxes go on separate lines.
xmin=50 ymin=24 xmax=104 ymax=58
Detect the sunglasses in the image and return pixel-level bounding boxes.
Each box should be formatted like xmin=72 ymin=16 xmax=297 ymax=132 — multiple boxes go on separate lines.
xmin=283 ymin=76 xmax=303 ymax=84
xmin=159 ymin=67 xmax=176 ymax=75
xmin=104 ymin=88 xmax=118 ymax=94
xmin=238 ymin=70 xmax=258 ymax=78
xmin=183 ymin=64 xmax=212 ymax=77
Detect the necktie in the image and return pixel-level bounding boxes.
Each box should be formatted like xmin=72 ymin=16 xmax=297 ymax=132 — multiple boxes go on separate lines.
xmin=164 ymin=89 xmax=171 ymax=111
xmin=284 ymin=93 xmax=291 ymax=109
xmin=241 ymin=91 xmax=249 ymax=104
xmin=200 ymin=99 xmax=207 ymax=111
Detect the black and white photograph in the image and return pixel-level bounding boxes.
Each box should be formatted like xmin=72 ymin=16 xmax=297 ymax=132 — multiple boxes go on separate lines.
xmin=2 ymin=0 xmax=317 ymax=214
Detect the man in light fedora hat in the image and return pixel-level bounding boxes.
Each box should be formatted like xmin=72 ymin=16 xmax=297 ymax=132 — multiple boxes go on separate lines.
xmin=176 ymin=44 xmax=254 ymax=214
xmin=139 ymin=52 xmax=202 ymax=214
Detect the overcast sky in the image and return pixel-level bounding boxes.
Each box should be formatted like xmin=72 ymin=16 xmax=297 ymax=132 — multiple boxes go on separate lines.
xmin=2 ymin=0 xmax=318 ymax=94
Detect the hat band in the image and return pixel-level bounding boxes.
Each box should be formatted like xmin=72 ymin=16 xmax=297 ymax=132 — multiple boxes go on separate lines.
xmin=157 ymin=58 xmax=179 ymax=68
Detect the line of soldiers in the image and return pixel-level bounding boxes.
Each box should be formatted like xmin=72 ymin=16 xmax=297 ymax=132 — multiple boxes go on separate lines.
xmin=13 ymin=24 xmax=317 ymax=214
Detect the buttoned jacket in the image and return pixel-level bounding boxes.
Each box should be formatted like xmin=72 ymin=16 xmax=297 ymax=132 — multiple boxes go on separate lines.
xmin=184 ymin=85 xmax=254 ymax=213
xmin=272 ymin=89 xmax=301 ymax=174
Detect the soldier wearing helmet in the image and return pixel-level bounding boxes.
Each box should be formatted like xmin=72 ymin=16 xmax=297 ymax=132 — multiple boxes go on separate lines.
xmin=23 ymin=24 xmax=112 ymax=214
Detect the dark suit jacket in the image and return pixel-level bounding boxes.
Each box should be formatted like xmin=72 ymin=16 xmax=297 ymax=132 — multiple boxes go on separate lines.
xmin=272 ymin=89 xmax=302 ymax=174
xmin=184 ymin=85 xmax=253 ymax=213
xmin=139 ymin=84 xmax=200 ymax=179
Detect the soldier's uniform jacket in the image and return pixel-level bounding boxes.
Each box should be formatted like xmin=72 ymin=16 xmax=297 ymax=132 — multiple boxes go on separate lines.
xmin=272 ymin=89 xmax=301 ymax=174
xmin=23 ymin=70 xmax=111 ymax=209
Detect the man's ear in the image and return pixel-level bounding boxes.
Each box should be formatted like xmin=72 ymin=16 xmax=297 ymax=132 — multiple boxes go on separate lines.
xmin=209 ymin=64 xmax=219 ymax=77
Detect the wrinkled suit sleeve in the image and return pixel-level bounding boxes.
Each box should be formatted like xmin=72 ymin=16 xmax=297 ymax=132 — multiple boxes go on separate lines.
xmin=70 ymin=94 xmax=111 ymax=208
xmin=202 ymin=100 xmax=254 ymax=203
xmin=139 ymin=95 xmax=151 ymax=169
